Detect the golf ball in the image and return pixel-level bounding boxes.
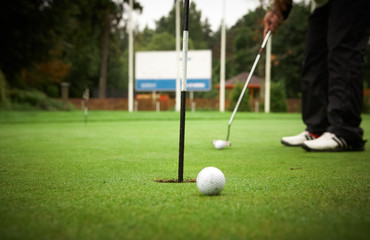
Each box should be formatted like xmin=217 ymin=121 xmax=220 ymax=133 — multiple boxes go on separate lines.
xmin=196 ymin=167 xmax=226 ymax=195
xmin=214 ymin=140 xmax=225 ymax=149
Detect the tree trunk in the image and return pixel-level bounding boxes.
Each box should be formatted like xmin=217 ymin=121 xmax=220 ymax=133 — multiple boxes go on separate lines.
xmin=99 ymin=9 xmax=111 ymax=99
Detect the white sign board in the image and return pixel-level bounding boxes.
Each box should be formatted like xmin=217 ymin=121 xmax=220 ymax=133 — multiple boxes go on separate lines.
xmin=135 ymin=50 xmax=212 ymax=91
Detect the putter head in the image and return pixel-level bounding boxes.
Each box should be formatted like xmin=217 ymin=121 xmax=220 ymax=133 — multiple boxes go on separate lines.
xmin=212 ymin=140 xmax=231 ymax=147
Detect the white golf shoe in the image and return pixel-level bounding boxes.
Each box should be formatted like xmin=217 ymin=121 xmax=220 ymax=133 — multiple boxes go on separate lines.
xmin=302 ymin=132 xmax=362 ymax=152
xmin=281 ymin=131 xmax=317 ymax=146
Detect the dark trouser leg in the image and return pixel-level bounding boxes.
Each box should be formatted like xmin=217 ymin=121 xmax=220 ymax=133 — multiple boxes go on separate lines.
xmin=301 ymin=5 xmax=330 ymax=135
xmin=326 ymin=0 xmax=370 ymax=144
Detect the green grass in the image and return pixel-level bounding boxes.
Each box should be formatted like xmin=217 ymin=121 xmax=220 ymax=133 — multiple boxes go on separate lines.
xmin=1 ymin=110 xmax=369 ymax=240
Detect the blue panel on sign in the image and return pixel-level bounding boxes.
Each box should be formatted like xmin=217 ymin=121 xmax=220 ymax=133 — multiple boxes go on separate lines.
xmin=187 ymin=79 xmax=211 ymax=91
xmin=136 ymin=79 xmax=211 ymax=92
xmin=136 ymin=79 xmax=176 ymax=91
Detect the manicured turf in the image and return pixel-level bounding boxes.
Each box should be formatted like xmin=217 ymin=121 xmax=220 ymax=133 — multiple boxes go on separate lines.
xmin=1 ymin=110 xmax=369 ymax=240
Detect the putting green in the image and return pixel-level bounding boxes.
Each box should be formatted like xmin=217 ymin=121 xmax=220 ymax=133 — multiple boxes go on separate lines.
xmin=1 ymin=111 xmax=369 ymax=240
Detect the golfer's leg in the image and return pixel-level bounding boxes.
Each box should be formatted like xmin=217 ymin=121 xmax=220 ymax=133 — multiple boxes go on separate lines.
xmin=326 ymin=0 xmax=370 ymax=145
xmin=301 ymin=4 xmax=330 ymax=136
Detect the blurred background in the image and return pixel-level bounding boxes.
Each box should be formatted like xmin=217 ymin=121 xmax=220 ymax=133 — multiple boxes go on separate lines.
xmin=0 ymin=0 xmax=369 ymax=112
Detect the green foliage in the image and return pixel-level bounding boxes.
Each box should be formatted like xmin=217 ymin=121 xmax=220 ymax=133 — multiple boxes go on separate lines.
xmin=6 ymin=0 xmax=369 ymax=103
xmin=363 ymin=94 xmax=370 ymax=114
xmin=228 ymin=81 xmax=251 ymax=112
xmin=0 ymin=0 xmax=71 ymax=80
xmin=154 ymin=1 xmax=212 ymax=50
xmin=0 ymin=0 xmax=143 ymax=98
xmin=270 ymin=81 xmax=288 ymax=112
xmin=229 ymin=7 xmax=266 ymax=78
xmin=0 ymin=70 xmax=10 ymax=107
xmin=192 ymin=89 xmax=218 ymax=99
xmin=270 ymin=3 xmax=311 ymax=98
xmin=226 ymin=3 xmax=310 ymax=98
xmin=147 ymin=32 xmax=176 ymax=51
xmin=6 ymin=89 xmax=73 ymax=111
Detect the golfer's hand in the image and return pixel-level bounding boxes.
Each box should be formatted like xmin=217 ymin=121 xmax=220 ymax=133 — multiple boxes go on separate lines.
xmin=263 ymin=10 xmax=284 ymax=38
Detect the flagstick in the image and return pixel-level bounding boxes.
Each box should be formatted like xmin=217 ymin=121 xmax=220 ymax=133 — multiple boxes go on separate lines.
xmin=178 ymin=0 xmax=189 ymax=183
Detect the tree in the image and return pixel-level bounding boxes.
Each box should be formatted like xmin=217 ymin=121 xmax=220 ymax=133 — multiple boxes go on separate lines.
xmin=0 ymin=70 xmax=10 ymax=107
xmin=154 ymin=0 xmax=212 ymax=50
xmin=270 ymin=81 xmax=288 ymax=112
xmin=98 ymin=0 xmax=142 ymax=98
xmin=0 ymin=0 xmax=73 ymax=87
xmin=229 ymin=7 xmax=266 ymax=78
xmin=99 ymin=7 xmax=112 ymax=99
xmin=0 ymin=0 xmax=321 ymax=104
xmin=270 ymin=3 xmax=310 ymax=98
xmin=227 ymin=81 xmax=251 ymax=112
xmin=226 ymin=2 xmax=310 ymax=98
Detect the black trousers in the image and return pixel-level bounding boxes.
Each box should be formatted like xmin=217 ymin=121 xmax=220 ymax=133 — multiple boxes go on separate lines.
xmin=301 ymin=0 xmax=370 ymax=144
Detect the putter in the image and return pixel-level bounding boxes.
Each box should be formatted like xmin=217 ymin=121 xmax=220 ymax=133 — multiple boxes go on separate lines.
xmin=213 ymin=30 xmax=272 ymax=148
xmin=178 ymin=0 xmax=189 ymax=183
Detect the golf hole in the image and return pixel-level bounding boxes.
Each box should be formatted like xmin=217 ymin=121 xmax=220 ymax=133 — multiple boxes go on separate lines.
xmin=154 ymin=179 xmax=196 ymax=183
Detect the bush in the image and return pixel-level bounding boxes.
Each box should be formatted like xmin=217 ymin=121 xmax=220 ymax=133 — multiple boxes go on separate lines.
xmin=7 ymin=89 xmax=73 ymax=111
xmin=227 ymin=81 xmax=251 ymax=112
xmin=270 ymin=81 xmax=288 ymax=112
xmin=363 ymin=95 xmax=370 ymax=113
xmin=0 ymin=70 xmax=11 ymax=108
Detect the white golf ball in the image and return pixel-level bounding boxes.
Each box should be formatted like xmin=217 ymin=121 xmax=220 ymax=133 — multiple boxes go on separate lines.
xmin=214 ymin=140 xmax=225 ymax=150
xmin=196 ymin=167 xmax=226 ymax=195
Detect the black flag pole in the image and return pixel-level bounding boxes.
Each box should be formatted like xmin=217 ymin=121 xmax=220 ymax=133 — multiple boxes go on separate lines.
xmin=178 ymin=0 xmax=189 ymax=183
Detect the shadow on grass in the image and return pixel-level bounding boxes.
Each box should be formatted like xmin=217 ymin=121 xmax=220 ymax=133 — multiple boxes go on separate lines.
xmin=154 ymin=179 xmax=196 ymax=183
